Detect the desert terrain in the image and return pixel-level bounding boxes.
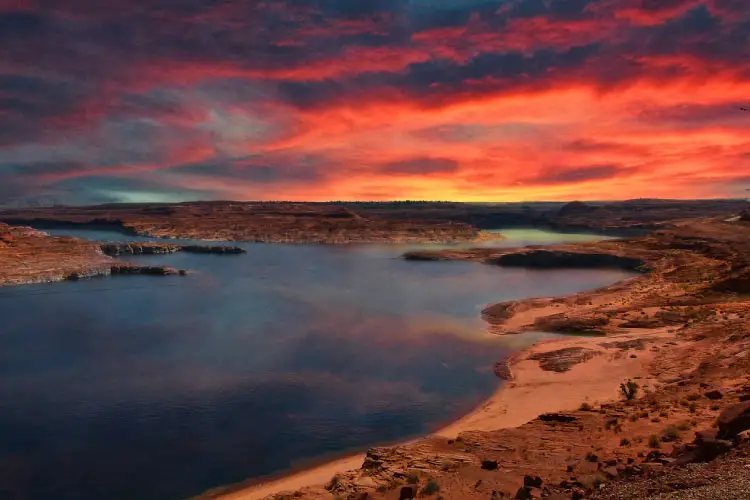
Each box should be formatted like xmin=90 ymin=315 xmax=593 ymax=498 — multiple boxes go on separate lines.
xmin=0 ymin=203 xmax=488 ymax=243
xmin=2 ymin=199 xmax=748 ymax=243
xmin=3 ymin=202 xmax=750 ymax=499
xmin=199 ymin=209 xmax=750 ymax=500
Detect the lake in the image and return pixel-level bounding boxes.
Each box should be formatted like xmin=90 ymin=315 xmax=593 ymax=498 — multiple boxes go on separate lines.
xmin=0 ymin=228 xmax=630 ymax=500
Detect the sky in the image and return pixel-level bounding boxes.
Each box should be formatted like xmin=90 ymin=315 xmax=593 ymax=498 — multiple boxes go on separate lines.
xmin=0 ymin=0 xmax=749 ymax=205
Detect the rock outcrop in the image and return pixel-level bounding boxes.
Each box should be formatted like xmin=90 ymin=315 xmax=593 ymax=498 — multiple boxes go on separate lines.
xmin=528 ymin=347 xmax=599 ymax=372
xmin=100 ymin=242 xmax=245 ymax=256
xmin=717 ymin=402 xmax=750 ymax=439
xmin=0 ymin=223 xmax=189 ymax=286
xmin=491 ymin=250 xmax=645 ymax=270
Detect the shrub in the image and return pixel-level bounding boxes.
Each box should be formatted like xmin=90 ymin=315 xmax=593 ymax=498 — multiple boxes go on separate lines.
xmin=326 ymin=474 xmax=342 ymax=491
xmin=620 ymin=380 xmax=639 ymax=400
xmin=605 ymin=418 xmax=619 ymax=431
xmin=421 ymin=479 xmax=440 ymax=496
xmin=676 ymin=421 xmax=692 ymax=431
xmin=620 ymin=437 xmax=631 ymax=446
xmin=404 ymin=471 xmax=420 ymax=484
xmin=648 ymin=434 xmax=661 ymax=448
xmin=662 ymin=425 xmax=680 ymax=442
xmin=579 ymin=402 xmax=593 ymax=411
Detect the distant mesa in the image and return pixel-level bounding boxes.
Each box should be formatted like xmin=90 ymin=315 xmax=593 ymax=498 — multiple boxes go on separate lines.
xmin=557 ymin=200 xmax=596 ymax=217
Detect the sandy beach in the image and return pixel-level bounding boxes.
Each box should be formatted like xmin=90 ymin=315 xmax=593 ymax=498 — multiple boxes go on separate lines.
xmin=201 ymin=218 xmax=750 ymax=500
xmin=204 ymin=326 xmax=661 ymax=500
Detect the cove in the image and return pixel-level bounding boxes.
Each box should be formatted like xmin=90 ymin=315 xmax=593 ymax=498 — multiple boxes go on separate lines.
xmin=0 ymin=229 xmax=630 ymax=500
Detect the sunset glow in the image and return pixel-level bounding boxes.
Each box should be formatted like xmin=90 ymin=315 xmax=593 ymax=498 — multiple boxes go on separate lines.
xmin=1 ymin=0 xmax=749 ymax=204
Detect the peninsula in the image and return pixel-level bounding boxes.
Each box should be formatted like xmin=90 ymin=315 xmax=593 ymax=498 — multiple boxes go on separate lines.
xmin=0 ymin=222 xmax=244 ymax=286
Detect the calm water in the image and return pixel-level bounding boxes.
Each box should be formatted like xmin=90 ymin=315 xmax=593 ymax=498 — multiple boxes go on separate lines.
xmin=0 ymin=229 xmax=629 ymax=500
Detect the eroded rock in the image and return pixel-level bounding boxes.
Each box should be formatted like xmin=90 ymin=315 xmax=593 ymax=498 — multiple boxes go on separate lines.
xmin=529 ymin=347 xmax=598 ymax=372
xmin=718 ymin=402 xmax=750 ymax=439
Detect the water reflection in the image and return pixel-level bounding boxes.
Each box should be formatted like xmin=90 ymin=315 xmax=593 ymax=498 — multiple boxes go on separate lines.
xmin=0 ymin=229 xmax=631 ymax=500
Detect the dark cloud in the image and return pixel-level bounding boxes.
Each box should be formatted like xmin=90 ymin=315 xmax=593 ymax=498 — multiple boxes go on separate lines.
xmin=379 ymin=157 xmax=459 ymax=175
xmin=277 ymin=42 xmax=601 ymax=108
xmin=531 ymin=165 xmax=625 ymax=184
xmin=638 ymin=102 xmax=750 ymax=127
xmin=0 ymin=0 xmax=746 ymax=203
xmin=173 ymin=156 xmax=330 ymax=184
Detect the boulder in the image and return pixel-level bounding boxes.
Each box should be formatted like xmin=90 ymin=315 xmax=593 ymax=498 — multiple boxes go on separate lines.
xmin=695 ymin=438 xmax=733 ymax=461
xmin=514 ymin=486 xmax=538 ymax=499
xmin=602 ymin=467 xmax=619 ymax=479
xmin=523 ymin=475 xmax=543 ymax=488
xmin=481 ymin=460 xmax=499 ymax=471
xmin=674 ymin=428 xmax=734 ymax=464
xmin=704 ymin=390 xmax=723 ymax=400
xmin=695 ymin=429 xmax=719 ymax=442
xmin=717 ymin=402 xmax=750 ymax=439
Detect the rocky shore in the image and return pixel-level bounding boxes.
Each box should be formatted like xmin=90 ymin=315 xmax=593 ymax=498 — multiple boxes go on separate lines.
xmin=100 ymin=242 xmax=246 ymax=256
xmin=0 ymin=223 xmax=248 ymax=286
xmin=0 ymin=223 xmax=180 ymax=285
xmin=202 ymin=214 xmax=750 ymax=500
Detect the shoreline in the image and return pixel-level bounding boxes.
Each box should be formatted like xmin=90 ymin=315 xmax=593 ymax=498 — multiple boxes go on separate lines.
xmin=201 ymin=218 xmax=750 ymax=499
xmin=202 ymin=301 xmax=654 ymax=500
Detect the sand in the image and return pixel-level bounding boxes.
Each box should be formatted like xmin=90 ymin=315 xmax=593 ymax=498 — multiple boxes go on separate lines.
xmin=215 ymin=455 xmax=367 ymax=500
xmin=208 ymin=327 xmax=662 ymax=500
